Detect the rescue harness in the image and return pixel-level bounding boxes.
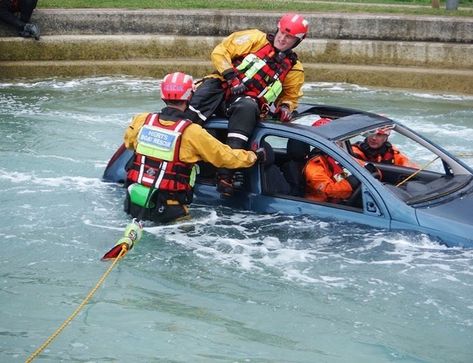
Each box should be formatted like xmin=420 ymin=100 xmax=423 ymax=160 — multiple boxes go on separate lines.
xmin=232 ymin=39 xmax=297 ymax=104
xmin=126 ymin=113 xmax=195 ymax=207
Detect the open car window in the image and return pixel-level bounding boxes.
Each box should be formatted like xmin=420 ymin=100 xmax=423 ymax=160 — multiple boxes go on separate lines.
xmin=348 ymin=127 xmax=443 ymax=173
xmin=343 ymin=125 xmax=473 ymax=205
xmin=261 ymin=135 xmax=365 ymax=211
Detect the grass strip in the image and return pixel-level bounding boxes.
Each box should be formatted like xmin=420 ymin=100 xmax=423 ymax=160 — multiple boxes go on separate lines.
xmin=38 ymin=0 xmax=473 ymax=17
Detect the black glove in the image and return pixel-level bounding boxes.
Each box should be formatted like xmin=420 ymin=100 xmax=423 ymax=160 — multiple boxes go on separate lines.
xmin=346 ymin=175 xmax=360 ymax=190
xmin=230 ymin=78 xmax=246 ymax=96
xmin=254 ymin=147 xmax=266 ymax=163
xmin=222 ymin=69 xmax=246 ymax=95
xmin=222 ymin=69 xmax=237 ymax=82
xmin=364 ymin=163 xmax=382 ymax=180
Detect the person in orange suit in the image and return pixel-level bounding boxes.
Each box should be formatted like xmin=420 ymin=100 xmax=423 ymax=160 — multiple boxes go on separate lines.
xmin=351 ymin=127 xmax=417 ymax=168
xmin=304 ymin=118 xmax=363 ymax=203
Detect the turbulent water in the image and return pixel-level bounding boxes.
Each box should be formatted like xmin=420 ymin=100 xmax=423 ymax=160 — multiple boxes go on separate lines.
xmin=1 ymin=77 xmax=473 ymax=363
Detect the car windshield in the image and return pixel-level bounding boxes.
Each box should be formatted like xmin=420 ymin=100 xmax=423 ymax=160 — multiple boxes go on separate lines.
xmin=344 ymin=124 xmax=473 ymax=205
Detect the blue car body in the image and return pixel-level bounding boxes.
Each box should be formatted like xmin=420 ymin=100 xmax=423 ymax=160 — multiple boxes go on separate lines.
xmin=103 ymin=104 xmax=473 ymax=248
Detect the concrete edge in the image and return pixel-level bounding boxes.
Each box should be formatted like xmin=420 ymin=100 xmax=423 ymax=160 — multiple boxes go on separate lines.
xmin=1 ymin=9 xmax=473 ymax=42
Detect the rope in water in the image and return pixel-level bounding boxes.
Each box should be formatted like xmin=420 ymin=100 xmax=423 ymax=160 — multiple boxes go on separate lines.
xmin=25 ymin=244 xmax=128 ymax=363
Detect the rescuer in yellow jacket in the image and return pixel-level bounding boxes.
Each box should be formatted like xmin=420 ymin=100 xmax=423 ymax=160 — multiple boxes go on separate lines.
xmin=184 ymin=13 xmax=309 ymax=197
xmin=123 ymin=72 xmax=264 ymax=224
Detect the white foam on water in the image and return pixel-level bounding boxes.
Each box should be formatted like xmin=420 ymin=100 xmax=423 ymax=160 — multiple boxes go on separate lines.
xmin=0 ymin=76 xmax=157 ymax=91
xmin=304 ymin=82 xmax=372 ymax=93
xmin=0 ymin=169 xmax=105 ymax=192
xmin=303 ymin=82 xmax=473 ymax=102
xmin=139 ymin=207 xmax=473 ymax=295
xmin=404 ymin=91 xmax=473 ymax=102
xmin=27 ymin=153 xmax=85 ymax=163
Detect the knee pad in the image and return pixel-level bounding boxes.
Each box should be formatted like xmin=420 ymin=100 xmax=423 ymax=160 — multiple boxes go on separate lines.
xmin=227 ymin=134 xmax=248 ymax=149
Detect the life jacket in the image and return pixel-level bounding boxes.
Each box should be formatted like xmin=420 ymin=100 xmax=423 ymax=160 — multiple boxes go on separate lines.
xmin=126 ymin=113 xmax=194 ymax=204
xmin=326 ymin=156 xmax=348 ymax=182
xmin=232 ymin=38 xmax=297 ymax=105
xmin=352 ymin=141 xmax=396 ymax=164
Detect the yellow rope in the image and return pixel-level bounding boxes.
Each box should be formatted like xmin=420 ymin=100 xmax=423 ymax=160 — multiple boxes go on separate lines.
xmin=456 ymin=152 xmax=473 ymax=157
xmin=25 ymin=244 xmax=128 ymax=363
xmin=396 ymin=156 xmax=440 ymax=187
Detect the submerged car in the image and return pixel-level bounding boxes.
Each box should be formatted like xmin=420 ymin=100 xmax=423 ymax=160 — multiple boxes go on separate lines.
xmin=103 ymin=103 xmax=473 ymax=248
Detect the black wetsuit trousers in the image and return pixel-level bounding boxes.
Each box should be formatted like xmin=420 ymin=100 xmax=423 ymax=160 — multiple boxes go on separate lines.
xmin=184 ymin=77 xmax=260 ymax=181
xmin=185 ymin=77 xmax=260 ymax=143
xmin=0 ymin=0 xmax=38 ymax=31
xmin=185 ymin=78 xmax=226 ymax=125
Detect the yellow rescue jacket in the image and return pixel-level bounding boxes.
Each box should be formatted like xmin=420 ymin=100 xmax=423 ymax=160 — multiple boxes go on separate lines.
xmin=124 ymin=110 xmax=257 ymax=169
xmin=209 ymin=29 xmax=304 ymax=113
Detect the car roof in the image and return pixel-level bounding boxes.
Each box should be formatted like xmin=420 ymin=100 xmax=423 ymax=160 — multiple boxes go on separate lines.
xmin=206 ymin=104 xmax=395 ymax=142
xmin=297 ymin=113 xmax=394 ymax=141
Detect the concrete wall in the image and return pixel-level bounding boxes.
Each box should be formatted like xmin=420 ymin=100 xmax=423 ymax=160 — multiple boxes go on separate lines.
xmin=1 ymin=9 xmax=472 ymax=94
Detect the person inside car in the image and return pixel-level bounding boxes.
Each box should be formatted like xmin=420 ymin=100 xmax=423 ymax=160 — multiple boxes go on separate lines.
xmin=303 ymin=118 xmax=363 ymax=203
xmin=351 ymin=127 xmax=417 ymax=168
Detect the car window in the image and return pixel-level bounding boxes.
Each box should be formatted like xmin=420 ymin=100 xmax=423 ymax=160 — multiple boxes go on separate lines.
xmin=264 ymin=135 xmax=287 ymax=150
xmin=260 ymin=135 xmax=364 ymax=211
xmin=349 ymin=128 xmax=444 ymax=173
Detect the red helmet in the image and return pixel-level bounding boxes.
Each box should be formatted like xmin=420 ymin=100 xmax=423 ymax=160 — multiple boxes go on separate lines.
xmin=375 ymin=126 xmax=392 ymax=136
xmin=278 ymin=13 xmax=309 ymax=40
xmin=160 ymin=72 xmax=194 ymax=101
xmin=367 ymin=125 xmax=394 ymax=137
xmin=312 ymin=117 xmax=332 ymax=127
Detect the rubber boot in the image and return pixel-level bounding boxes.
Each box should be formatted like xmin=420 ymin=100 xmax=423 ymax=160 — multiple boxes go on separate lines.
xmin=217 ymin=173 xmax=234 ymax=198
xmin=233 ymin=171 xmax=245 ymax=189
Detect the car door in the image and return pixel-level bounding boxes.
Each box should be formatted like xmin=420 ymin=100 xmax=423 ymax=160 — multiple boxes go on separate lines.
xmin=248 ymin=130 xmax=392 ymax=230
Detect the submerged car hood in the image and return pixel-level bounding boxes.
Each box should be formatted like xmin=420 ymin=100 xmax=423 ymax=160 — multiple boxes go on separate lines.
xmin=415 ymin=188 xmax=473 ymax=247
